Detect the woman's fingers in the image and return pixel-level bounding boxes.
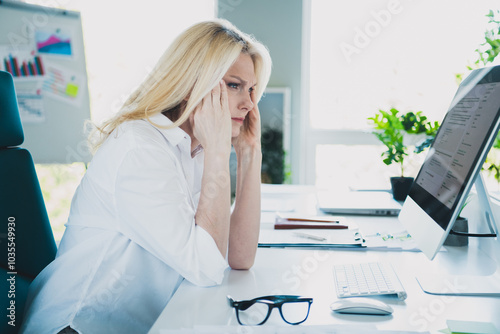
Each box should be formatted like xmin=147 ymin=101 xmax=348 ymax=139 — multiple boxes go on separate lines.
xmin=211 ymin=80 xmax=221 ymax=112
xmin=251 ymin=89 xmax=259 ymax=113
xmin=220 ymin=80 xmax=229 ymax=113
xmin=191 ymin=80 xmax=233 ymax=151
xmin=196 ymin=82 xmax=221 ymax=118
xmin=198 ymin=90 xmax=211 ymax=115
xmin=249 ymin=90 xmax=260 ymax=123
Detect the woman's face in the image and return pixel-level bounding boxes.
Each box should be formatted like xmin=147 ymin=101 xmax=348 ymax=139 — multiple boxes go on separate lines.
xmin=222 ymin=53 xmax=257 ymax=138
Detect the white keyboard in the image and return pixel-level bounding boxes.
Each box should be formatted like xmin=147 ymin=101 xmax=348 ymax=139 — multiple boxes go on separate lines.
xmin=333 ymin=262 xmax=407 ymax=300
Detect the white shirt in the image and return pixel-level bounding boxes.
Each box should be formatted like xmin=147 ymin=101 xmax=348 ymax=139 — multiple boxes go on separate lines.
xmin=20 ymin=114 xmax=228 ymax=334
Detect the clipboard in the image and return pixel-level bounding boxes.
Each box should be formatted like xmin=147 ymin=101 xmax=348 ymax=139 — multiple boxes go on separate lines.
xmin=258 ymin=229 xmax=366 ymax=249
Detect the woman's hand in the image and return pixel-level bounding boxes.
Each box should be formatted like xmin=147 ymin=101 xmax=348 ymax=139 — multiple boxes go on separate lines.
xmin=191 ymin=80 xmax=232 ymax=155
xmin=232 ymin=90 xmax=261 ymax=153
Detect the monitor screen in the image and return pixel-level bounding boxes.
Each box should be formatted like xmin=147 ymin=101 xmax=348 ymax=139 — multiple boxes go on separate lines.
xmin=399 ymin=65 xmax=500 ymax=260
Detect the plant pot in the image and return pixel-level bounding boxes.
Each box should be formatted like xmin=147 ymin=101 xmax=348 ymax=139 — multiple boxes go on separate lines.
xmin=444 ymin=217 xmax=469 ymax=247
xmin=390 ymin=177 xmax=414 ymax=201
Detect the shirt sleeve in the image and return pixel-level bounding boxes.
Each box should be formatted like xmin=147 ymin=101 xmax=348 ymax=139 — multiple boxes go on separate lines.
xmin=113 ymin=145 xmax=228 ymax=286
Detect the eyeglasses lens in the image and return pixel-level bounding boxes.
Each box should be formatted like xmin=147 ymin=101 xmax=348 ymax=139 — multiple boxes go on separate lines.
xmin=237 ymin=301 xmax=269 ymax=326
xmin=280 ymin=301 xmax=311 ymax=324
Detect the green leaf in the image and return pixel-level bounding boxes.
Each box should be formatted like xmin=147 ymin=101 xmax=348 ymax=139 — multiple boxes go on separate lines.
xmin=368 ymin=108 xmax=440 ymax=176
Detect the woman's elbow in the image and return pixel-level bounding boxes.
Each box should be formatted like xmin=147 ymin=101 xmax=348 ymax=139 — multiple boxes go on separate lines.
xmin=228 ymin=256 xmax=255 ymax=270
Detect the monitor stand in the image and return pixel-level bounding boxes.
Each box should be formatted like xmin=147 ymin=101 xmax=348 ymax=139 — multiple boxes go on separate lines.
xmin=416 ymin=174 xmax=500 ymax=296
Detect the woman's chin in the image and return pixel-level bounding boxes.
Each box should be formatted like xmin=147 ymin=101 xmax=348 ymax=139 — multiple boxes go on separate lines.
xmin=231 ymin=127 xmax=242 ymax=138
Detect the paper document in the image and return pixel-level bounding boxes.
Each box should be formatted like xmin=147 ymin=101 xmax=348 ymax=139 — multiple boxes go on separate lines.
xmin=258 ymin=228 xmax=364 ymax=248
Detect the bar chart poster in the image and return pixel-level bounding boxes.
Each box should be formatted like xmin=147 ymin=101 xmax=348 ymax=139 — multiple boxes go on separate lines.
xmin=0 ymin=0 xmax=92 ymax=163
xmin=0 ymin=46 xmax=45 ymax=78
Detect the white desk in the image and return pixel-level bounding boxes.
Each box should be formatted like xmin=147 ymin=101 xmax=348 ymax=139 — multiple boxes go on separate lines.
xmin=149 ymin=186 xmax=500 ymax=333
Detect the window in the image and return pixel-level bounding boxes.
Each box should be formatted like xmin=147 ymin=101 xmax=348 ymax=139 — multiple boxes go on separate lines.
xmin=307 ymin=0 xmax=500 ymax=190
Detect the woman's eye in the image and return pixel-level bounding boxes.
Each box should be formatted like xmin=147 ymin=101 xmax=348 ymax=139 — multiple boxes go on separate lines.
xmin=227 ymin=83 xmax=239 ymax=89
xmin=248 ymin=87 xmax=255 ymax=95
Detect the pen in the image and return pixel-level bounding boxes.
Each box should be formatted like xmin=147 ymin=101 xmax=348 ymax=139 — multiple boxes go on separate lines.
xmin=276 ymin=212 xmax=340 ymax=223
xmin=294 ymin=232 xmax=327 ymax=242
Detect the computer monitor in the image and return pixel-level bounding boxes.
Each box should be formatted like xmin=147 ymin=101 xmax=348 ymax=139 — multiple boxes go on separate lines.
xmin=399 ymin=65 xmax=500 ymax=296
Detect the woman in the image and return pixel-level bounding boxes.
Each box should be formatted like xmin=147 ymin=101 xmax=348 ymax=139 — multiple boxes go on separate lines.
xmin=20 ymin=19 xmax=272 ymax=334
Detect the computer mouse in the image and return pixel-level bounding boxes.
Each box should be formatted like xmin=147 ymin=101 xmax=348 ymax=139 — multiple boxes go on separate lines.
xmin=330 ymin=297 xmax=393 ymax=315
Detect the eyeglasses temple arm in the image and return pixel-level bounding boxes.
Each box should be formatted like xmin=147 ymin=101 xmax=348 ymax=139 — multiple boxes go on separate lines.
xmin=226 ymin=295 xmax=235 ymax=307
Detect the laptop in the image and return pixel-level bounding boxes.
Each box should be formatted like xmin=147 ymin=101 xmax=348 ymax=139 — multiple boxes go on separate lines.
xmin=317 ymin=190 xmax=402 ymax=216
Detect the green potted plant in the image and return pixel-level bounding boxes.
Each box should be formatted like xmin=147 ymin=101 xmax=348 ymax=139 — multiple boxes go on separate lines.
xmin=261 ymin=127 xmax=285 ymax=184
xmin=368 ymin=108 xmax=439 ymax=201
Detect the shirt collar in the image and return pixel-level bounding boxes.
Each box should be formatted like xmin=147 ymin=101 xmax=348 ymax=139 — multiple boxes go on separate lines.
xmin=146 ymin=113 xmax=189 ymax=148
xmin=146 ymin=113 xmax=204 ymax=158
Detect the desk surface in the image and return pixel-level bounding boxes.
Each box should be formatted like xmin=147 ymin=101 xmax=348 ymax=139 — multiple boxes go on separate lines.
xmin=149 ymin=186 xmax=500 ymax=333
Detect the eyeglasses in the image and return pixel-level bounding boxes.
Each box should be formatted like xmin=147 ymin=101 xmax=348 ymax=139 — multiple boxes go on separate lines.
xmin=227 ymin=295 xmax=313 ymax=326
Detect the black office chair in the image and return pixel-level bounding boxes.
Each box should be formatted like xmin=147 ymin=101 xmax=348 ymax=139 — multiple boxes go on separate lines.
xmin=0 ymin=70 xmax=57 ymax=334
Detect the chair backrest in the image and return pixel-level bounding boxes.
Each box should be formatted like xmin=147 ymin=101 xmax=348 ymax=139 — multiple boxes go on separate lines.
xmin=0 ymin=70 xmax=57 ymax=333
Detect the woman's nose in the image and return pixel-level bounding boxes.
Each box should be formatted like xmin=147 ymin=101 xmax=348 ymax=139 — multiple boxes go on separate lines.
xmin=240 ymin=93 xmax=254 ymax=111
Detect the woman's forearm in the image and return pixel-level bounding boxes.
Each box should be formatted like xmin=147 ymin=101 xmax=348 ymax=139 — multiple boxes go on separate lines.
xmin=228 ymin=146 xmax=262 ymax=269
xmin=195 ymin=150 xmax=232 ymax=257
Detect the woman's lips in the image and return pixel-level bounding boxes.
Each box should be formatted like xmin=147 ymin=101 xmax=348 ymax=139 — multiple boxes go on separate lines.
xmin=232 ymin=117 xmax=245 ymax=124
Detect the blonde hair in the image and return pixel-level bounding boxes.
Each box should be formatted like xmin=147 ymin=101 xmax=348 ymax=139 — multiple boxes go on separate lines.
xmin=89 ymin=19 xmax=272 ymax=152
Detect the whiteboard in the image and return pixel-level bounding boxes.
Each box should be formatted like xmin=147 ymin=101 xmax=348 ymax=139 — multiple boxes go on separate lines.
xmin=0 ymin=0 xmax=91 ymax=163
